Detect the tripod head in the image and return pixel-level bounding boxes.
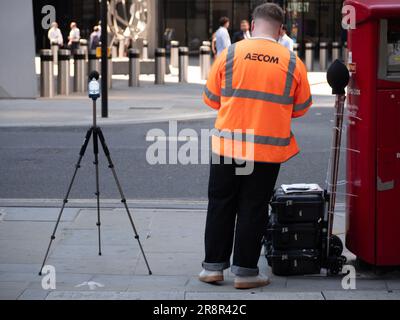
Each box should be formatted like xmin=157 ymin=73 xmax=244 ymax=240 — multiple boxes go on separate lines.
xmin=88 ymin=71 xmax=101 ymax=101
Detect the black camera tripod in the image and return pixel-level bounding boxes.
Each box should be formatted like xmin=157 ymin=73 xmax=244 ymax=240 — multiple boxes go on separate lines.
xmin=39 ymin=85 xmax=152 ymax=276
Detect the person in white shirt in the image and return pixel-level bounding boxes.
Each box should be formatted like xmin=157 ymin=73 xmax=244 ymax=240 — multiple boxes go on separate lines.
xmin=68 ymin=22 xmax=81 ymax=54
xmin=278 ymin=25 xmax=294 ymax=51
xmin=215 ymin=17 xmax=231 ymax=56
xmin=48 ymin=22 xmax=63 ymax=46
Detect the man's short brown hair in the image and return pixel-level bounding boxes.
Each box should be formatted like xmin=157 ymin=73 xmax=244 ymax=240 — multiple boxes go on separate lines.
xmin=252 ymin=3 xmax=284 ymax=26
xmin=219 ymin=16 xmax=230 ymax=27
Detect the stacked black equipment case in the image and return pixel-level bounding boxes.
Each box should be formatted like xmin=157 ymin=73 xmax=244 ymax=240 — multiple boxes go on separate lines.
xmin=264 ymin=187 xmax=346 ymax=276
xmin=264 ymin=60 xmax=350 ymax=277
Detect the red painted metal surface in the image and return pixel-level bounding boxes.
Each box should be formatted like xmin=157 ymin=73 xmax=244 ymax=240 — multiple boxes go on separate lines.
xmin=376 ymin=89 xmax=400 ymax=265
xmin=346 ymin=21 xmax=378 ymax=265
xmin=345 ymin=0 xmax=400 ymax=23
xmin=345 ymin=0 xmax=400 ymax=266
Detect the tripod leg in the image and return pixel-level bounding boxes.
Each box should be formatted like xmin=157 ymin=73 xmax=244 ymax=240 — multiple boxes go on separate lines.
xmin=39 ymin=128 xmax=93 ymax=275
xmin=97 ymin=128 xmax=152 ymax=275
xmin=93 ymin=129 xmax=102 ymax=256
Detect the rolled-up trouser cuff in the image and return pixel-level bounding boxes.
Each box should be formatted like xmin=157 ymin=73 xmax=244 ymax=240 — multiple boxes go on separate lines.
xmin=202 ymin=261 xmax=230 ymax=271
xmin=231 ymin=265 xmax=259 ymax=277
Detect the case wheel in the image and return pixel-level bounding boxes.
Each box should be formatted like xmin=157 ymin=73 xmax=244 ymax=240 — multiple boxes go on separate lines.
xmin=329 ymin=265 xmax=340 ymax=275
xmin=327 ymin=256 xmax=346 ymax=275
xmin=263 ymin=237 xmax=273 ymax=267
xmin=329 ymin=235 xmax=344 ymax=257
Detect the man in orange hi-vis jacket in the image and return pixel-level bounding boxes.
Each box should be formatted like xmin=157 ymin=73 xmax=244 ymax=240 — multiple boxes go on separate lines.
xmin=199 ymin=3 xmax=312 ymax=289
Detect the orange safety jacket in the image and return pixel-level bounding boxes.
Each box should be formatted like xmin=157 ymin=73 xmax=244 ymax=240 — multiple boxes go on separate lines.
xmin=203 ymin=38 xmax=312 ymax=163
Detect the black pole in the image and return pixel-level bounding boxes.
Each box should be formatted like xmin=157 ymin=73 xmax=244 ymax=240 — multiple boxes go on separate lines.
xmin=101 ymin=0 xmax=108 ymax=118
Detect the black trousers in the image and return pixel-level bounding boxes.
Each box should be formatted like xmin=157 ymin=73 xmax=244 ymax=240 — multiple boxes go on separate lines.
xmin=203 ymin=155 xmax=280 ymax=276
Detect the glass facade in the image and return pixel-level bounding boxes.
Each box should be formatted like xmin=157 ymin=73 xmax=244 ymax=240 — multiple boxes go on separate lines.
xmin=159 ymin=0 xmax=344 ymax=55
xmin=33 ymin=0 xmax=101 ymax=52
xmin=159 ymin=0 xmax=211 ymax=50
xmin=33 ymin=0 xmax=344 ymax=56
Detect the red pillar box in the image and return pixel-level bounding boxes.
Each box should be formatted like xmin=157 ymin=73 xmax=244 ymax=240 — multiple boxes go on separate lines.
xmin=345 ymin=0 xmax=400 ymax=266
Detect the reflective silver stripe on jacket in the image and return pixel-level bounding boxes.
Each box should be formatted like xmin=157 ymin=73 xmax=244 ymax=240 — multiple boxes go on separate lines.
xmin=294 ymin=96 xmax=312 ymax=112
xmin=225 ymin=44 xmax=236 ymax=91
xmin=221 ymin=88 xmax=293 ymax=104
xmin=213 ymin=129 xmax=292 ymax=147
xmin=222 ymin=42 xmax=297 ymax=105
xmin=204 ymin=86 xmax=220 ymax=103
xmin=283 ymin=51 xmax=297 ymax=96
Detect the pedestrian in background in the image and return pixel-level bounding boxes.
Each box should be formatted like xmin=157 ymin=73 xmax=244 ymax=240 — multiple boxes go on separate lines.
xmin=68 ymin=22 xmax=81 ymax=54
xmin=48 ymin=22 xmax=63 ymax=47
xmin=278 ymin=25 xmax=294 ymax=51
xmin=215 ymin=17 xmax=231 ymax=56
xmin=232 ymin=20 xmax=251 ymax=43
xmin=211 ymin=32 xmax=217 ymax=56
xmin=89 ymin=26 xmax=101 ymax=51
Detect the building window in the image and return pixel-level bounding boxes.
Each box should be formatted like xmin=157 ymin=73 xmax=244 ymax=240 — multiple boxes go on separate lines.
xmin=187 ymin=0 xmax=210 ymax=50
xmin=159 ymin=0 xmax=343 ymax=53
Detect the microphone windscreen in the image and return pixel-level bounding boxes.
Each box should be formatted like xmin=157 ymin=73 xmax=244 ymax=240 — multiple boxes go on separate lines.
xmin=326 ymin=60 xmax=349 ymax=95
xmin=88 ymin=71 xmax=100 ymax=81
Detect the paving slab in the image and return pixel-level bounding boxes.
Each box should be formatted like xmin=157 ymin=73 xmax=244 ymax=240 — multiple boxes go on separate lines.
xmin=59 ymin=228 xmax=148 ymax=246
xmin=73 ymin=209 xmax=152 ymax=231
xmin=0 ymin=271 xmax=38 ymax=283
xmin=0 ymin=221 xmax=59 ymax=240
xmin=27 ymin=272 xmax=95 ymax=291
xmin=144 ymin=210 xmax=205 ymax=253
xmin=86 ymin=274 xmax=136 ymax=292
xmin=286 ymin=277 xmax=387 ymax=291
xmin=0 ymin=264 xmax=39 ymax=274
xmin=0 ymin=207 xmax=79 ymax=222
xmin=0 ymin=205 xmax=398 ymax=300
xmin=48 ymin=244 xmax=140 ymax=260
xmin=0 ymin=239 xmax=57 ymax=264
xmin=185 ymin=291 xmax=324 ymax=300
xmin=134 ymin=252 xmax=202 ymax=276
xmin=323 ymin=290 xmax=400 ymax=300
xmin=18 ymin=288 xmax=51 ymax=300
xmin=0 ymin=281 xmax=29 ymax=300
xmin=385 ymin=280 xmax=400 ymax=291
xmin=46 ymin=290 xmax=185 ymax=300
xmin=46 ymin=256 xmax=139 ymax=276
xmin=126 ymin=275 xmax=189 ymax=292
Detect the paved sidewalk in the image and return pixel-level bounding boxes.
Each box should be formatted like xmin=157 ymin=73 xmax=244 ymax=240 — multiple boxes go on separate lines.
xmin=0 ymin=201 xmax=399 ymax=300
xmin=0 ymin=70 xmax=334 ymax=128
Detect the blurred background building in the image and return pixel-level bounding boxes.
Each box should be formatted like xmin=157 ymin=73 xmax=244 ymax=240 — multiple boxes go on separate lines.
xmin=0 ymin=0 xmax=345 ymax=98
xmin=32 ymin=0 xmax=345 ymax=57
xmin=0 ymin=0 xmax=36 ymax=98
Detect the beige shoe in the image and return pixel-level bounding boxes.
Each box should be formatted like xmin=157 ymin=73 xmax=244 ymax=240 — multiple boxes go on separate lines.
xmin=234 ymin=274 xmax=270 ymax=289
xmin=199 ymin=269 xmax=224 ymax=283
